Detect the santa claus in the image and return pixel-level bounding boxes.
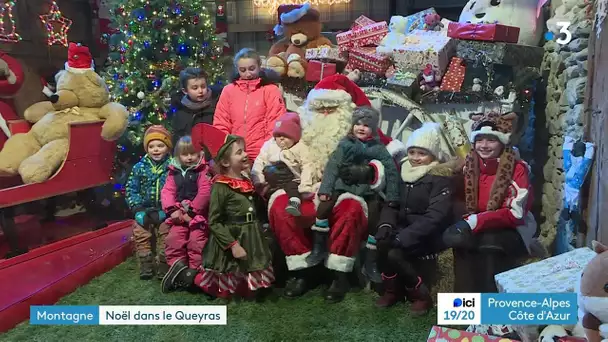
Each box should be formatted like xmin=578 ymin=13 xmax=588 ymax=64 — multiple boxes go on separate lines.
xmin=267 ymin=74 xmax=406 ymax=303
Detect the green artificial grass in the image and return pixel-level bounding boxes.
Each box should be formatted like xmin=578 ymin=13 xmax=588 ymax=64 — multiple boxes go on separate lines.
xmin=2 ymin=257 xmax=440 ymax=342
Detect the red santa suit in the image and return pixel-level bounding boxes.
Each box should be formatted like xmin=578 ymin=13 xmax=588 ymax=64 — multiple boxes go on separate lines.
xmin=267 ymin=74 xmax=406 ymax=274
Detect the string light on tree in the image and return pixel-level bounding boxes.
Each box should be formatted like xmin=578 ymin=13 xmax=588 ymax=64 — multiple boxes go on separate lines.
xmin=252 ymin=0 xmax=351 ymax=14
xmin=40 ymin=0 xmax=72 ymax=46
xmin=0 ymin=1 xmax=21 ymax=43
xmin=101 ymin=0 xmax=225 ymax=204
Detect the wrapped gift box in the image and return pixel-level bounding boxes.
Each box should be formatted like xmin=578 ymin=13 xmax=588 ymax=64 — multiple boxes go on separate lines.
xmin=427 ymin=326 xmax=520 ymax=341
xmin=305 ymin=47 xmax=347 ymax=62
xmin=305 ymin=60 xmax=336 ymax=82
xmin=337 ymin=20 xmax=388 ymax=51
xmin=404 ymin=8 xmax=437 ymax=34
xmin=495 ymin=247 xmax=596 ymax=293
xmin=354 ymin=15 xmax=375 ymax=28
xmin=440 ymin=57 xmax=466 ymax=92
xmin=386 ymin=70 xmax=418 ymax=97
xmin=347 ymin=47 xmax=391 ymax=74
xmin=456 ymin=40 xmax=544 ymax=68
xmin=448 ymin=22 xmax=520 ymax=43
xmin=393 ymin=30 xmax=456 ymax=76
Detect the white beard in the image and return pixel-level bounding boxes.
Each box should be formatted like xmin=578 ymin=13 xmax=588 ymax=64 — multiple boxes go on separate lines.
xmin=298 ymin=104 xmax=354 ymax=184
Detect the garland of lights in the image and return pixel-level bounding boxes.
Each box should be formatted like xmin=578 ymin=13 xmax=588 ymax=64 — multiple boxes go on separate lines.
xmin=40 ymin=0 xmax=72 ymax=47
xmin=253 ymin=0 xmax=351 ymax=14
xmin=0 ymin=1 xmax=20 ymax=43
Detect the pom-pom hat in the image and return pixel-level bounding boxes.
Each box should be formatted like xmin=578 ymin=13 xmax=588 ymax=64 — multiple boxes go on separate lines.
xmin=405 ymin=122 xmax=442 ymax=158
xmin=144 ymin=125 xmax=172 ymax=151
xmin=273 ymin=112 xmax=302 ymax=142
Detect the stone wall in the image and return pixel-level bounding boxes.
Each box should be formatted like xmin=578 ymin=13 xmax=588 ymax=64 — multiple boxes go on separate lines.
xmin=539 ymin=0 xmax=592 ymax=248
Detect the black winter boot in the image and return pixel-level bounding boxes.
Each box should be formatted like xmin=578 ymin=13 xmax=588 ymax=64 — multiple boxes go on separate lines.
xmin=324 ymin=270 xmax=349 ymax=303
xmin=161 ymin=259 xmax=196 ymax=293
xmin=138 ymin=252 xmax=155 ymax=280
xmin=306 ymin=231 xmax=328 ymax=266
xmin=362 ymin=248 xmax=382 ymax=284
xmin=284 ymin=269 xmax=309 ymax=298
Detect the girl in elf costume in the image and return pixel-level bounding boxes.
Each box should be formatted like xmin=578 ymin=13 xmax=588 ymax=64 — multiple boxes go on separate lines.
xmin=161 ymin=135 xmax=274 ymax=298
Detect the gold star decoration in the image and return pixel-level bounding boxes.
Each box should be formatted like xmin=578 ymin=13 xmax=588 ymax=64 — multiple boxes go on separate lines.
xmin=39 ymin=1 xmax=72 ymax=47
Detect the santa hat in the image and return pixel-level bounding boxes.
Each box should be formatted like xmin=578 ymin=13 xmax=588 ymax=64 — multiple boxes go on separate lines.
xmin=377 ymin=129 xmax=407 ymax=158
xmin=469 ymin=112 xmax=516 ymax=145
xmin=273 ymin=3 xmax=315 ymax=36
xmin=405 ymin=122 xmax=442 ymax=158
xmin=273 ymin=112 xmax=302 ymax=143
xmin=306 ymin=73 xmax=371 ymax=109
xmin=65 ymin=43 xmax=95 ymax=74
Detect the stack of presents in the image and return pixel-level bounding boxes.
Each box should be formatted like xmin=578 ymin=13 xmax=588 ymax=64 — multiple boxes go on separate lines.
xmin=428 ymin=247 xmax=598 ymax=341
xmin=304 ymin=8 xmax=544 ymax=107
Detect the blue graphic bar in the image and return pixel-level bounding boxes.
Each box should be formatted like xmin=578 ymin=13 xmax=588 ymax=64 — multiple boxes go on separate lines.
xmin=480 ymin=293 xmax=578 ymax=325
xmin=30 ymin=306 xmax=99 ymax=325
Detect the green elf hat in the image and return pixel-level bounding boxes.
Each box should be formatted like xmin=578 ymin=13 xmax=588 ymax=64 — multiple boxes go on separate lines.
xmin=215 ymin=134 xmax=244 ymax=161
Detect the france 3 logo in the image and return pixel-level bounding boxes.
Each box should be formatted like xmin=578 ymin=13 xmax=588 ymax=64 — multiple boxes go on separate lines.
xmin=437 ymin=293 xmax=481 ymax=325
xmin=545 ymin=21 xmax=573 ymax=45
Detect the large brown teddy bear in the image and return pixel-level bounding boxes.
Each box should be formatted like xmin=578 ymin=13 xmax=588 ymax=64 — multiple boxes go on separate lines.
xmin=267 ymin=3 xmax=333 ymax=78
xmin=0 ymin=43 xmax=128 ymax=184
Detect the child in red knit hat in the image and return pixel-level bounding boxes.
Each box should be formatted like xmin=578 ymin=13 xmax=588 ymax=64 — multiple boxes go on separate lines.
xmin=251 ymin=112 xmax=313 ymax=216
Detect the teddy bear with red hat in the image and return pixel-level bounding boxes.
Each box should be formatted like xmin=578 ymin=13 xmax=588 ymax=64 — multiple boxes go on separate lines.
xmin=0 ymin=50 xmax=25 ymax=149
xmin=0 ymin=42 xmax=128 ymax=184
xmin=266 ymin=3 xmax=333 ymax=78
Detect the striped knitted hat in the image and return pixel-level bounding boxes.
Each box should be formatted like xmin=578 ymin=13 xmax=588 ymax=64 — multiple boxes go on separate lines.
xmin=144 ymin=125 xmax=172 ymax=151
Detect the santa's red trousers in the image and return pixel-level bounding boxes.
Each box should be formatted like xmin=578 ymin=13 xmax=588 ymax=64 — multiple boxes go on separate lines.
xmin=268 ymin=190 xmax=368 ymax=272
xmin=165 ymin=224 xmax=208 ymax=271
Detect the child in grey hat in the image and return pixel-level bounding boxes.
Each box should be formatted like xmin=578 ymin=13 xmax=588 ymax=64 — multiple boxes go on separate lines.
xmin=307 ymin=106 xmax=400 ymax=283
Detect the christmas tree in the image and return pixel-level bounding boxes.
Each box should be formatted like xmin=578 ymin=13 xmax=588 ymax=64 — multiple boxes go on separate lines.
xmin=99 ymin=0 xmax=227 ymax=212
xmin=103 ymin=0 xmax=226 ymax=150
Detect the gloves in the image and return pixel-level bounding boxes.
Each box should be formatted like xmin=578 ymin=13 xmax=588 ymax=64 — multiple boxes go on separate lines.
xmin=339 ymin=164 xmax=375 ymax=185
xmin=135 ymin=209 xmax=166 ymax=227
xmin=442 ymin=220 xmax=474 ymax=249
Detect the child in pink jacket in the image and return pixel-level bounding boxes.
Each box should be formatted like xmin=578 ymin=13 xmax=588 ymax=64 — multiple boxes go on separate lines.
xmin=161 ymin=136 xmax=212 ymax=274
xmin=213 ymin=48 xmax=285 ymax=161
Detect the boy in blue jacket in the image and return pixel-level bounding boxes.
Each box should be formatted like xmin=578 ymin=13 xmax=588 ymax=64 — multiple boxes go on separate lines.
xmin=125 ymin=125 xmax=173 ymax=280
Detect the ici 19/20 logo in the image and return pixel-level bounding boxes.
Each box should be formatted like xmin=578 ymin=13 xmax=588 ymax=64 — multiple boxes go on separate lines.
xmin=545 ymin=21 xmax=572 ymax=45
xmin=453 ymin=298 xmax=475 ymax=308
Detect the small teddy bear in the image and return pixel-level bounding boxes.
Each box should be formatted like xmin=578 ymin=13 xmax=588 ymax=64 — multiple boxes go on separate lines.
xmin=376 ymin=15 xmax=408 ymax=55
xmin=472 ymin=78 xmax=482 ymax=92
xmin=424 ymin=13 xmax=444 ymax=31
xmin=419 ymin=64 xmax=441 ymax=92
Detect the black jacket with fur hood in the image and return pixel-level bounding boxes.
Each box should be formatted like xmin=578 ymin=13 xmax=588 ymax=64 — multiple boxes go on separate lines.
xmin=378 ymin=158 xmax=463 ymax=257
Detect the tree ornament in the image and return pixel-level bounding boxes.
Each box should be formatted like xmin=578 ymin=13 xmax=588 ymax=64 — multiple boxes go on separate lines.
xmin=0 ymin=1 xmax=21 ymax=43
xmin=39 ymin=1 xmax=72 ymax=47
xmin=137 ymin=91 xmax=145 ymax=99
xmin=192 ymin=15 xmax=199 ymax=25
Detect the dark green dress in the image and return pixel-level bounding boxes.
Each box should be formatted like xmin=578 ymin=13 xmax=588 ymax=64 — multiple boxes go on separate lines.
xmin=202 ymin=175 xmax=272 ymax=274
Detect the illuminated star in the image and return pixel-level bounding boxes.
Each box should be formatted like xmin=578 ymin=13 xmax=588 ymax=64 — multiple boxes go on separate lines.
xmin=39 ymin=1 xmax=72 ymax=47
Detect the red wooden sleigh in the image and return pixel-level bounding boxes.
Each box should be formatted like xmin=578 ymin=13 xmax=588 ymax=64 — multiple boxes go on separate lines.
xmin=0 ymin=119 xmax=116 ymax=258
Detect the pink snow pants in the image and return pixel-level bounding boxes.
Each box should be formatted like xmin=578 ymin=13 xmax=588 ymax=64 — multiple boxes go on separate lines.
xmin=165 ymin=223 xmax=208 ymax=271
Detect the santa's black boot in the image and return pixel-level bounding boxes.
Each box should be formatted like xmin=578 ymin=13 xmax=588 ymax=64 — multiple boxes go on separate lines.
xmin=161 ymin=259 xmax=196 ymax=293
xmin=325 ymin=270 xmax=350 ymax=303
xmin=284 ymin=269 xmax=309 ymax=298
